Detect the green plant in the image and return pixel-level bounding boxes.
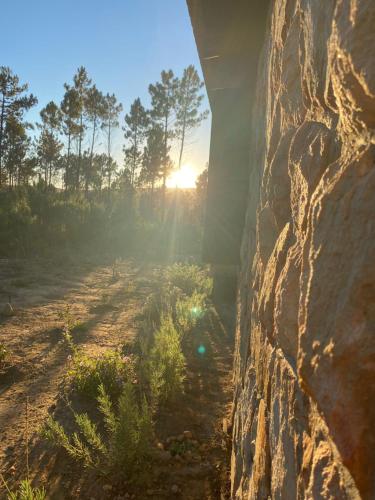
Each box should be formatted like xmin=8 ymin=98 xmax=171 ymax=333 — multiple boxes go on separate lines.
xmin=175 ymin=291 xmax=206 ymax=334
xmin=2 ymin=479 xmax=46 ymax=500
xmin=142 ymin=286 xmax=177 ymax=328
xmin=58 ymin=304 xmax=81 ymax=351
xmin=164 ymin=263 xmax=212 ymax=297
xmin=42 ymin=413 xmax=104 ymax=471
xmin=67 ymin=350 xmax=135 ymax=401
xmin=99 ymin=382 xmax=153 ymax=473
xmin=0 ymin=343 xmax=9 ymax=366
xmin=168 ymin=439 xmax=195 ymax=457
xmin=147 ymin=315 xmax=185 ymax=403
xmin=43 ymin=383 xmax=153 ymax=478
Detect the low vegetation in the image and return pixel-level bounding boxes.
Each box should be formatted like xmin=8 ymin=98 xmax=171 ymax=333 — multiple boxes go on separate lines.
xmin=67 ymin=350 xmax=136 ymax=401
xmin=147 ymin=314 xmax=185 ymax=403
xmin=39 ymin=263 xmax=212 ymax=490
xmin=164 ymin=263 xmax=213 ymax=297
xmin=1 ymin=479 xmax=46 ymax=500
xmin=43 ymin=383 xmax=152 ymax=478
xmin=0 ymin=343 xmax=9 ymax=367
xmin=175 ymin=291 xmax=206 ymax=335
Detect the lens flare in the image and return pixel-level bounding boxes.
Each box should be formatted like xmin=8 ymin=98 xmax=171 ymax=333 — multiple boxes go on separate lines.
xmin=197 ymin=344 xmax=206 ymax=355
xmin=191 ymin=306 xmax=200 ymax=317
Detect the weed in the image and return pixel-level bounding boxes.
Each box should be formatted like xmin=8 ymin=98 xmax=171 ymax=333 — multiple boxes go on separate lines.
xmin=111 ymin=259 xmax=121 ymax=282
xmin=0 ymin=343 xmax=9 ymax=367
xmin=168 ymin=439 xmax=195 ymax=457
xmin=58 ymin=304 xmax=81 ymax=351
xmin=43 ymin=383 xmax=153 ymax=479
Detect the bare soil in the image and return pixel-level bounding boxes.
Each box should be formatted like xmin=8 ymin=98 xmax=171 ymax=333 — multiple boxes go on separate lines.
xmin=0 ymin=258 xmax=234 ymax=499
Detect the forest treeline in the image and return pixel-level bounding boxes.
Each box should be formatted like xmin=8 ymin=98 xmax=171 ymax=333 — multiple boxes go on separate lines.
xmin=0 ymin=66 xmax=208 ymax=259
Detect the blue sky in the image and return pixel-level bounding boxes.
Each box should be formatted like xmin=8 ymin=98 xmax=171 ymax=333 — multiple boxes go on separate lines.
xmin=2 ymin=0 xmax=211 ymax=173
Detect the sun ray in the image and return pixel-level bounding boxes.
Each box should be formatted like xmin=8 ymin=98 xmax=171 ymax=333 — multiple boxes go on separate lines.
xmin=166 ymin=164 xmax=197 ymax=189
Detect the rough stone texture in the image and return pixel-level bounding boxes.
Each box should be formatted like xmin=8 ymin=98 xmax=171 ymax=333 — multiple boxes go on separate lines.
xmin=232 ymin=1 xmax=375 ymax=498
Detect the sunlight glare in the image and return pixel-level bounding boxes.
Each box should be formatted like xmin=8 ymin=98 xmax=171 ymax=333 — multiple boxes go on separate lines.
xmin=166 ymin=164 xmax=197 ymax=189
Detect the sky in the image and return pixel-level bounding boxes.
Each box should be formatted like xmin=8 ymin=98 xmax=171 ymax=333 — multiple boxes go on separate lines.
xmin=2 ymin=0 xmax=211 ymax=175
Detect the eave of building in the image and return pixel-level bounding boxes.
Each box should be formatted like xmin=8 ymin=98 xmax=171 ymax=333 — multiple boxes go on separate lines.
xmin=186 ymin=0 xmax=271 ymax=111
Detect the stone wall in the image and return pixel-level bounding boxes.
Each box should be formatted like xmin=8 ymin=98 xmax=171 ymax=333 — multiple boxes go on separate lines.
xmin=231 ymin=1 xmax=375 ymax=498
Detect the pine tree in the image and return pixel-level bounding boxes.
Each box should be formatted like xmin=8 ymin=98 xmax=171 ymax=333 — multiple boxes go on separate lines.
xmin=36 ymin=130 xmax=62 ymax=186
xmin=102 ymin=93 xmax=122 ymax=191
xmin=92 ymin=153 xmax=108 ymax=191
xmin=175 ymin=66 xmax=208 ymax=170
xmin=139 ymin=125 xmax=167 ymax=219
xmin=39 ymin=101 xmax=62 ymax=185
xmin=148 ymin=70 xmax=177 ymax=198
xmin=85 ymin=85 xmax=105 ymax=191
xmin=0 ymin=66 xmax=37 ymax=186
xmin=73 ymin=67 xmax=92 ymax=189
xmin=3 ymin=116 xmax=31 ymax=186
xmin=105 ymin=157 xmax=118 ymax=189
xmin=123 ymin=98 xmax=149 ymax=188
xmin=61 ymin=85 xmax=80 ymax=189
xmin=40 ymin=101 xmax=62 ymax=134
xmin=140 ymin=125 xmax=165 ymax=192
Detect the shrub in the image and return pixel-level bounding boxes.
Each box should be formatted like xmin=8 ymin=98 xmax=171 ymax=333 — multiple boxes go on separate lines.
xmin=142 ymin=286 xmax=178 ymax=329
xmin=147 ymin=315 xmax=185 ymax=404
xmin=164 ymin=263 xmax=212 ymax=297
xmin=175 ymin=291 xmax=206 ymax=334
xmin=67 ymin=350 xmax=135 ymax=401
xmin=100 ymin=382 xmax=153 ymax=473
xmin=42 ymin=383 xmax=153 ymax=478
xmin=0 ymin=477 xmax=46 ymax=500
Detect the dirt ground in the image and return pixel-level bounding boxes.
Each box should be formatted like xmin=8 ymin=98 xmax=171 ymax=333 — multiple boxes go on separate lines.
xmin=0 ymin=258 xmax=234 ymax=499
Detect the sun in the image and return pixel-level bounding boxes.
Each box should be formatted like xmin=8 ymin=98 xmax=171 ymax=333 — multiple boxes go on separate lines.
xmin=166 ymin=164 xmax=197 ymax=189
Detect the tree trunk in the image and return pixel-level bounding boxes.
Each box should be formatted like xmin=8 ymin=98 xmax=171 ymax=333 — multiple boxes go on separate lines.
xmin=87 ymin=116 xmax=97 ymax=193
xmin=178 ymin=113 xmax=187 ymax=171
xmin=66 ymin=132 xmax=71 ymax=191
xmin=77 ymin=113 xmax=83 ymax=189
xmin=0 ymin=95 xmax=5 ymax=187
xmin=107 ymin=121 xmax=112 ymax=193
xmin=161 ymin=113 xmax=169 ymax=219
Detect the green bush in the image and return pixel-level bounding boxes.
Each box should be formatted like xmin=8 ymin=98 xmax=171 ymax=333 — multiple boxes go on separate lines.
xmin=147 ymin=315 xmax=185 ymax=404
xmin=67 ymin=350 xmax=135 ymax=401
xmin=142 ymin=286 xmax=178 ymax=328
xmin=175 ymin=291 xmax=206 ymax=334
xmin=43 ymin=382 xmax=153 ymax=478
xmin=164 ymin=263 xmax=212 ymax=297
